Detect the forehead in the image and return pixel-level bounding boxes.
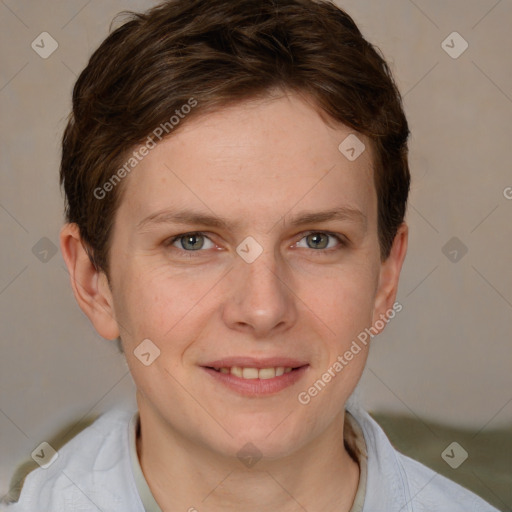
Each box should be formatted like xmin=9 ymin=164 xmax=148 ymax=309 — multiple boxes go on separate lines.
xmin=115 ymin=93 xmax=376 ymax=232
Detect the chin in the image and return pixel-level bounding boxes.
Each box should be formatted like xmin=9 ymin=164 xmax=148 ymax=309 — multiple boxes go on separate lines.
xmin=217 ymin=420 xmax=307 ymax=460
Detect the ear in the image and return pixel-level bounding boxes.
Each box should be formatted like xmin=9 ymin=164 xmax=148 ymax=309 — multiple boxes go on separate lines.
xmin=60 ymin=223 xmax=120 ymax=340
xmin=371 ymin=222 xmax=408 ymax=331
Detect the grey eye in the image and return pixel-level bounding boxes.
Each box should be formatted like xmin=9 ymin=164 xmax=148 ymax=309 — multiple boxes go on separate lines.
xmin=175 ymin=233 xmax=206 ymax=251
xmin=305 ymin=233 xmax=330 ymax=249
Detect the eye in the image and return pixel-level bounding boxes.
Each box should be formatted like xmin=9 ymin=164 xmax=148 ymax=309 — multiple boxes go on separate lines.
xmin=295 ymin=232 xmax=345 ymax=251
xmin=168 ymin=232 xmax=215 ymax=252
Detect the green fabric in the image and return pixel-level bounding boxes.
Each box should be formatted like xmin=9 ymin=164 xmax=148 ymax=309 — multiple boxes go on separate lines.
xmin=371 ymin=412 xmax=512 ymax=512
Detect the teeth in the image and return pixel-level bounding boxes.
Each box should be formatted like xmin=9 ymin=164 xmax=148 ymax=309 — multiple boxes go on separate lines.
xmin=231 ymin=366 xmax=243 ymax=378
xmin=242 ymin=367 xmax=259 ymax=379
xmin=215 ymin=366 xmax=293 ymax=379
xmin=259 ymin=367 xmax=277 ymax=379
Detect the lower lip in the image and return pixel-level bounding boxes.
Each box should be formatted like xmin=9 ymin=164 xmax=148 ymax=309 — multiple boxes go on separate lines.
xmin=202 ymin=366 xmax=309 ymax=397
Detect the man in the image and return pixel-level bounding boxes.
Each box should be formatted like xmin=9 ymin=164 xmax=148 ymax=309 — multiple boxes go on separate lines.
xmin=7 ymin=0 xmax=499 ymax=510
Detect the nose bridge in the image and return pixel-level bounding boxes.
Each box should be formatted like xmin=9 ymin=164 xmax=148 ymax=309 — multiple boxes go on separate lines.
xmin=222 ymin=242 xmax=297 ymax=335
xmin=244 ymin=248 xmax=284 ymax=297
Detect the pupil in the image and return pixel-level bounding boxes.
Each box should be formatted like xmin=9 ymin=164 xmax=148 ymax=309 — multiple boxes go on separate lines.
xmin=184 ymin=234 xmax=203 ymax=250
xmin=308 ymin=233 xmax=327 ymax=249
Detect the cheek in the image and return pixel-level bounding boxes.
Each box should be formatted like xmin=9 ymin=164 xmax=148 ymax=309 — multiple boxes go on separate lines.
xmin=305 ymin=265 xmax=378 ymax=342
xmin=114 ymin=267 xmax=217 ymax=346
xmin=299 ymin=271 xmax=375 ymax=411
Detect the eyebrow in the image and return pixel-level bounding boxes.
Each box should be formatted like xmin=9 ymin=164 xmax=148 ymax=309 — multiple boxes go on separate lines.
xmin=136 ymin=206 xmax=367 ymax=232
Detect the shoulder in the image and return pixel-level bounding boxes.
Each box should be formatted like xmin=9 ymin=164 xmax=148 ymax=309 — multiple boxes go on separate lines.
xmin=346 ymin=404 xmax=500 ymax=512
xmin=4 ymin=407 xmax=143 ymax=512
xmin=395 ymin=450 xmax=499 ymax=512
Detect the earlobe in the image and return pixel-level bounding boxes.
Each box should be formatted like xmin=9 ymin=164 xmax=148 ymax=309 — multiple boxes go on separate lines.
xmin=371 ymin=223 xmax=408 ymax=330
xmin=59 ymin=223 xmax=120 ymax=340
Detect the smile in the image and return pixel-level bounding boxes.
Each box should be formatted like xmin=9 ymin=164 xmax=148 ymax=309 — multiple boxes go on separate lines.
xmin=202 ymin=362 xmax=309 ymax=397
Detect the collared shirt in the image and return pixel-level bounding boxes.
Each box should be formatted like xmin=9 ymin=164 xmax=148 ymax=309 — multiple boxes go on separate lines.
xmin=5 ymin=405 xmax=499 ymax=511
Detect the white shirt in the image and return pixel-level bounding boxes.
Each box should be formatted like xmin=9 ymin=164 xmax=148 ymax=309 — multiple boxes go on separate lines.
xmin=4 ymin=404 xmax=499 ymax=511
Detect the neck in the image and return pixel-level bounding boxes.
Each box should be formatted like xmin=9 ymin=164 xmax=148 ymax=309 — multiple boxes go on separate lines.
xmin=136 ymin=396 xmax=360 ymax=512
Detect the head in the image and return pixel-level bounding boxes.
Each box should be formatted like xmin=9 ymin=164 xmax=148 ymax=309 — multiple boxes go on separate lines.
xmin=60 ymin=0 xmax=409 ymax=458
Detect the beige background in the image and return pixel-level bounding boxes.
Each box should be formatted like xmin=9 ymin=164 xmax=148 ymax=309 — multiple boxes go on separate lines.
xmin=1 ymin=0 xmax=511 ymax=502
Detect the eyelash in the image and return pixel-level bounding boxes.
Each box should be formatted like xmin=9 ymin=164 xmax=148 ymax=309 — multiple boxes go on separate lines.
xmin=165 ymin=231 xmax=347 ymax=257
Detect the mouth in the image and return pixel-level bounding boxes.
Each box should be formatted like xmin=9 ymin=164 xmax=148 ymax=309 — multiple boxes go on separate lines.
xmin=201 ymin=358 xmax=309 ymax=396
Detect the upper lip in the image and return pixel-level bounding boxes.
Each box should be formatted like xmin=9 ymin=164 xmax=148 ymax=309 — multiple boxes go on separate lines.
xmin=202 ymin=357 xmax=309 ymax=369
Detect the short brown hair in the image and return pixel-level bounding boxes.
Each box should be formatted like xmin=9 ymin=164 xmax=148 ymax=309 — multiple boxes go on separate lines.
xmin=60 ymin=0 xmax=410 ymax=275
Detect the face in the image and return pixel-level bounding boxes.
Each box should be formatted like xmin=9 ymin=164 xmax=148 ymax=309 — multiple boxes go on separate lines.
xmin=90 ymin=92 xmax=405 ymax=459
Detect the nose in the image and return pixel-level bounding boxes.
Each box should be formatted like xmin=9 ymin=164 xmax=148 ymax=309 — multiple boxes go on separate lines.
xmin=221 ymin=249 xmax=298 ymax=338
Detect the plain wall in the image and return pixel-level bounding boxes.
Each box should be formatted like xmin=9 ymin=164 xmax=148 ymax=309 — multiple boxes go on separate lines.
xmin=1 ymin=0 xmax=511 ymax=498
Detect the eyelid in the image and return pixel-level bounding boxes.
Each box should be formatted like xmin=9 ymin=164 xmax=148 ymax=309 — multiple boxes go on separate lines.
xmin=293 ymin=230 xmax=347 ymax=250
xmin=165 ymin=230 xmax=347 ymax=255
xmin=166 ymin=231 xmax=216 ymax=251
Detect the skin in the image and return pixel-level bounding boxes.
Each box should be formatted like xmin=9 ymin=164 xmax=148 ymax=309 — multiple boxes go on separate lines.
xmin=61 ymin=91 xmax=408 ymax=512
